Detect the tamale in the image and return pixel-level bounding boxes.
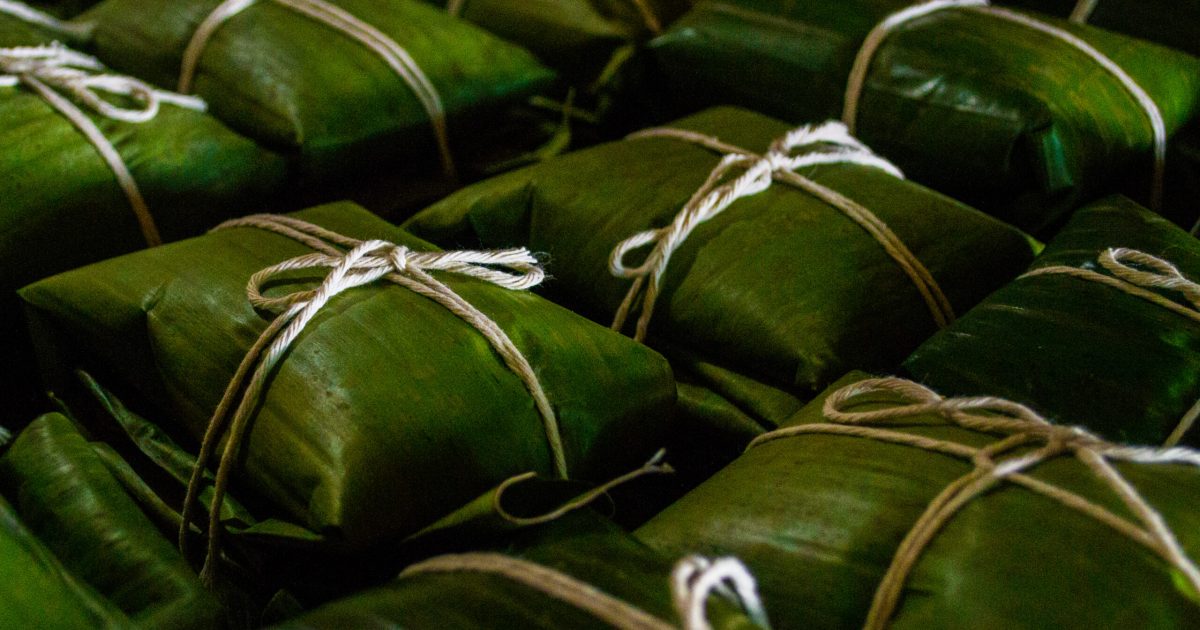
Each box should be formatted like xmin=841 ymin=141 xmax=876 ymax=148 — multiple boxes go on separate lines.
xmin=904 ymin=195 xmax=1200 ymax=447
xmin=406 ymin=107 xmax=1036 ymax=455
xmin=637 ymin=372 xmax=1200 ymax=629
xmin=78 ymin=0 xmax=558 ymax=211
xmin=19 ymin=202 xmax=675 ymax=558
xmin=648 ymin=0 xmax=1200 ymax=233
xmin=0 ymin=14 xmax=285 ymax=419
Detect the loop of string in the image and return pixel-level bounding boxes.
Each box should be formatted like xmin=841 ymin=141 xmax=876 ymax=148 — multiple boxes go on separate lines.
xmin=0 ymin=1 xmax=91 ymax=38
xmin=611 ymin=122 xmax=951 ymax=343
xmin=180 ymin=0 xmax=455 ymax=180
xmin=178 ymin=214 xmax=562 ymax=584
xmin=843 ymin=0 xmax=1167 ymax=210
xmin=749 ymin=376 xmax=1200 ymax=630
xmin=1 ymin=43 xmax=206 ymax=247
xmin=400 ymin=552 xmax=768 ymax=629
xmin=495 ymin=450 xmax=673 ymax=527
xmin=1022 ymin=247 xmax=1200 ymax=446
xmin=672 ymin=556 xmax=771 ymax=630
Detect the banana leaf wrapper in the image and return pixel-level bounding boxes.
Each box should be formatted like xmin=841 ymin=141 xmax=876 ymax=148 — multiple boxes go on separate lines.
xmin=76 ymin=366 xmax=677 ymax=606
xmin=20 ymin=0 xmax=96 ymax=18
xmin=78 ymin=0 xmax=558 ymax=211
xmin=405 ymin=106 xmax=1036 ymax=449
xmin=636 ymin=371 xmax=1200 ymax=629
xmin=903 ymin=195 xmax=1200 ymax=447
xmin=19 ymin=201 xmax=676 ymax=555
xmin=424 ymin=0 xmax=690 ymax=84
xmin=273 ymin=511 xmax=757 ymax=629
xmin=0 ymin=493 xmax=131 ymax=628
xmin=0 ymin=413 xmax=220 ymax=629
xmin=0 ymin=14 xmax=287 ymax=421
xmin=1001 ymin=0 xmax=1200 ymax=58
xmin=647 ymin=0 xmax=1200 ymax=234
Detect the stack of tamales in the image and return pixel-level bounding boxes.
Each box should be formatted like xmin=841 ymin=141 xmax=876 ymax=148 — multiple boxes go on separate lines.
xmin=1 ymin=0 xmax=1199 ymax=627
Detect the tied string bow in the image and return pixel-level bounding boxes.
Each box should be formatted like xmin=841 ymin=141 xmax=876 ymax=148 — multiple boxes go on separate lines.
xmin=751 ymin=377 xmax=1200 ymax=630
xmin=0 ymin=43 xmax=206 ymax=246
xmin=611 ymin=121 xmax=952 ymax=343
xmin=1024 ymin=247 xmax=1200 ymax=446
xmin=179 ymin=214 xmax=564 ymax=584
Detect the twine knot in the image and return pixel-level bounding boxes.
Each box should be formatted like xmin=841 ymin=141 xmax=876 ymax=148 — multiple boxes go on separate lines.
xmin=753 ymin=376 xmax=1200 ymax=629
xmin=672 ymin=556 xmax=771 ymax=630
xmin=0 ymin=43 xmax=205 ymax=122
xmin=1099 ymin=247 xmax=1200 ymax=309
xmin=610 ymin=121 xmax=905 ymax=342
xmin=181 ymin=215 xmax=561 ymax=586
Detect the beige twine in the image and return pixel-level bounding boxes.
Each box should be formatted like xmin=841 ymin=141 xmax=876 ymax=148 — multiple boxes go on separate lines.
xmin=0 ymin=1 xmax=91 ymax=38
xmin=1022 ymin=247 xmax=1200 ymax=447
xmin=610 ymin=121 xmax=952 ymax=343
xmin=843 ymin=0 xmax=1167 ymax=210
xmin=494 ymin=450 xmax=672 ymax=527
xmin=400 ymin=552 xmax=768 ymax=629
xmin=0 ymin=43 xmax=207 ymax=247
xmin=1071 ymin=0 xmax=1100 ymax=23
xmin=179 ymin=0 xmax=455 ymax=180
xmin=178 ymin=214 xmax=563 ymax=583
xmin=749 ymin=377 xmax=1200 ymax=630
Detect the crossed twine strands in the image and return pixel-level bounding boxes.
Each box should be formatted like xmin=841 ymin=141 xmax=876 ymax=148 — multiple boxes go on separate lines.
xmin=0 ymin=39 xmax=205 ymax=246
xmin=175 ymin=216 xmax=772 ymax=629
xmin=750 ymin=375 xmax=1200 ymax=630
xmin=182 ymin=0 xmax=456 ymax=180
xmin=400 ymin=552 xmax=770 ymax=630
xmin=843 ymin=0 xmax=1167 ymax=211
xmin=609 ymin=121 xmax=955 ymax=343
xmin=177 ymin=214 xmax=563 ymax=583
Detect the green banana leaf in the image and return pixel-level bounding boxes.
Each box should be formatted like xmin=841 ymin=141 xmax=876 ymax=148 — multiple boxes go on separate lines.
xmin=0 ymin=493 xmax=131 ymax=628
xmin=405 ymin=106 xmax=1036 ymax=456
xmin=274 ymin=511 xmax=759 ymax=629
xmin=903 ymin=194 xmax=1200 ymax=447
xmin=0 ymin=413 xmax=220 ymax=629
xmin=19 ymin=201 xmax=675 ymax=557
xmin=1001 ymin=0 xmax=1200 ymax=58
xmin=423 ymin=0 xmax=690 ymax=83
xmin=77 ymin=0 xmax=558 ymax=212
xmin=636 ymin=371 xmax=1200 ymax=629
xmin=19 ymin=0 xmax=96 ymax=18
xmin=647 ymin=0 xmax=1200 ymax=234
xmin=0 ymin=17 xmax=286 ymax=421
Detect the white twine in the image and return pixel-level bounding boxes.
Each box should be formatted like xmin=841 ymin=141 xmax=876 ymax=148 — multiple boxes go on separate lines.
xmin=180 ymin=0 xmax=455 ymax=179
xmin=749 ymin=376 xmax=1200 ymax=630
xmin=611 ymin=121 xmax=953 ymax=343
xmin=672 ymin=556 xmax=771 ymax=630
xmin=1071 ymin=0 xmax=1099 ymax=23
xmin=0 ymin=1 xmax=91 ymax=38
xmin=0 ymin=425 xmax=10 ymax=448
xmin=1022 ymin=247 xmax=1200 ymax=447
xmin=446 ymin=0 xmax=663 ymax=34
xmin=0 ymin=43 xmax=206 ymax=247
xmin=177 ymin=214 xmax=562 ymax=584
xmin=400 ymin=552 xmax=769 ymax=629
xmin=843 ymin=0 xmax=1167 ymax=210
